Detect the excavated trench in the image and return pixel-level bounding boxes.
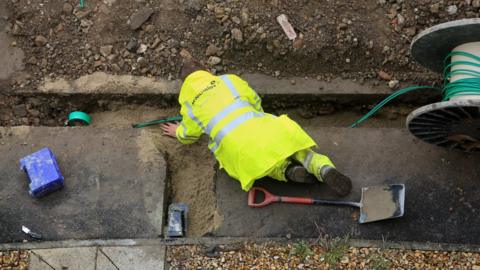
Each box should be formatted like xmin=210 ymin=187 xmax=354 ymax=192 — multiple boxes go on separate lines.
xmin=0 ymin=90 xmax=436 ymax=236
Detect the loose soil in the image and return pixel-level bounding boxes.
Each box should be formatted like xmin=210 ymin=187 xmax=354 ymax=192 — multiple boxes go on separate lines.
xmin=6 ymin=0 xmax=478 ymax=91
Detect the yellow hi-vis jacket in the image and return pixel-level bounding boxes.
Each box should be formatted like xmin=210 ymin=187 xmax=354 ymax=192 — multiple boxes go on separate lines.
xmin=176 ymin=70 xmax=316 ymax=191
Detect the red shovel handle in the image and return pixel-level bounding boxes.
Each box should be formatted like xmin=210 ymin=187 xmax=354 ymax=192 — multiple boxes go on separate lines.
xmin=248 ymin=187 xmax=314 ymax=208
xmin=248 ymin=187 xmax=278 ymax=208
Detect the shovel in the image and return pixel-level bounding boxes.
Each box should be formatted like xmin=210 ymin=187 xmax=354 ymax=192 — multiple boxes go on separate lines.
xmin=248 ymin=184 xmax=405 ymax=223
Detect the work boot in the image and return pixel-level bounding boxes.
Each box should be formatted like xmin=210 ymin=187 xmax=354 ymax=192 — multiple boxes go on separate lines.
xmin=320 ymin=166 xmax=352 ymax=197
xmin=285 ymin=164 xmax=316 ymax=184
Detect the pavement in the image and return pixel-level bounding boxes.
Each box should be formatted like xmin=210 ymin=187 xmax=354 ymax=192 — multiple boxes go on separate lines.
xmin=0 ymin=127 xmax=166 ymax=242
xmin=213 ymin=127 xmax=480 ymax=245
xmin=29 ymin=245 xmax=165 ymax=270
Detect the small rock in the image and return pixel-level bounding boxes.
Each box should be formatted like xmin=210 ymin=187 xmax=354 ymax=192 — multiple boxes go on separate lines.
xmin=100 ymin=45 xmax=113 ymax=57
xmin=94 ymin=60 xmax=103 ymax=68
xmin=207 ymin=56 xmax=222 ymax=66
xmin=184 ymin=0 xmax=204 ymax=11
xmin=28 ymin=109 xmax=40 ymax=117
xmin=378 ymin=70 xmax=392 ymax=81
xmin=231 ymin=28 xmax=243 ymax=43
xmin=473 ymin=0 xmax=480 ymax=8
xmin=136 ymin=44 xmax=148 ymax=54
xmin=430 ymin=3 xmax=440 ymax=14
xmin=292 ymin=37 xmax=304 ymax=49
xmin=34 ymin=35 xmax=47 ymax=47
xmin=54 ymin=23 xmax=64 ymax=33
xmin=62 ymin=3 xmax=73 ymax=14
xmin=446 ymin=5 xmax=458 ymax=15
xmin=396 ymin=14 xmax=405 ymax=25
xmin=13 ymin=105 xmax=27 ymax=117
xmin=111 ymin=63 xmax=121 ymax=72
xmin=27 ymin=56 xmax=37 ymax=65
xmin=388 ymin=79 xmax=399 ymax=89
xmin=206 ymin=44 xmax=221 ymax=56
xmin=107 ymin=54 xmax=118 ymax=62
xmin=274 ymin=70 xmax=280 ymax=77
xmin=214 ymin=6 xmax=225 ymax=18
xmin=145 ymin=24 xmax=155 ymax=32
xmin=404 ymin=27 xmax=416 ymax=37
xmin=240 ymin=8 xmax=249 ymax=25
xmin=290 ymin=79 xmax=296 ymax=85
xmin=74 ymin=9 xmax=91 ymax=19
xmin=231 ymin=16 xmax=241 ymax=24
xmin=180 ymin=49 xmax=193 ymax=60
xmin=129 ymin=7 xmax=154 ymax=30
xmin=126 ymin=38 xmax=139 ymax=52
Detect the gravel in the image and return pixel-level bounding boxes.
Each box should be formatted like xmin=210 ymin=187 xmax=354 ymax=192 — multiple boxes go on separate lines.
xmin=167 ymin=242 xmax=480 ymax=270
xmin=0 ymin=250 xmax=28 ymax=270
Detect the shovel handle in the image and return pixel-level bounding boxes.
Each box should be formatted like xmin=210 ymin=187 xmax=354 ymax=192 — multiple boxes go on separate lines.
xmin=248 ymin=187 xmax=314 ymax=208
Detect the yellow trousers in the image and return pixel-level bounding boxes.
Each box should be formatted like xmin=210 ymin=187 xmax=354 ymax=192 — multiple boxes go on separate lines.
xmin=267 ymin=148 xmax=335 ymax=182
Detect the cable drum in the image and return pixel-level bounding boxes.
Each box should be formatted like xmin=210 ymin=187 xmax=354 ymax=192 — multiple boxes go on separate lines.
xmin=352 ymin=19 xmax=480 ymax=152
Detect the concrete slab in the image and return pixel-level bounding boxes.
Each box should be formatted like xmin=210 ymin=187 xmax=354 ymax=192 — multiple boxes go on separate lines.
xmin=30 ymin=247 xmax=96 ymax=270
xmin=28 ymin=253 xmax=52 ymax=270
xmin=0 ymin=127 xmax=166 ymax=242
xmin=99 ymin=246 xmax=166 ymax=270
xmin=213 ymin=128 xmax=480 ymax=245
xmin=96 ymin=250 xmax=118 ymax=270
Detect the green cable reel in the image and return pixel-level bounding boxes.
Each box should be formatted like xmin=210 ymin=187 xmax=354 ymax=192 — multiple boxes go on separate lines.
xmin=351 ymin=19 xmax=480 ymax=152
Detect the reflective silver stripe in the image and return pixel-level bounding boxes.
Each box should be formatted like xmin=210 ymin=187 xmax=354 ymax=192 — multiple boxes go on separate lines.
xmin=181 ymin=122 xmax=188 ymax=138
xmin=303 ymin=151 xmax=313 ymax=169
xmin=185 ymin=102 xmax=205 ymax=131
xmin=205 ymin=100 xmax=251 ymax=135
xmin=210 ymin=140 xmax=219 ymax=153
xmin=179 ymin=122 xmax=198 ymax=140
xmin=254 ymin=99 xmax=261 ymax=108
xmin=220 ymin=75 xmax=240 ymax=98
xmin=213 ymin=111 xmax=264 ymax=146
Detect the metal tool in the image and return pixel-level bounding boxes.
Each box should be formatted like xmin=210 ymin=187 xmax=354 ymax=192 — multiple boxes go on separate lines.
xmin=22 ymin=226 xmax=42 ymax=239
xmin=248 ymin=184 xmax=405 ymax=224
xmin=166 ymin=203 xmax=188 ymax=237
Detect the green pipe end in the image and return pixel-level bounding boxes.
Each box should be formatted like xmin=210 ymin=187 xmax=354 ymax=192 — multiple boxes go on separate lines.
xmin=68 ymin=111 xmax=91 ymax=126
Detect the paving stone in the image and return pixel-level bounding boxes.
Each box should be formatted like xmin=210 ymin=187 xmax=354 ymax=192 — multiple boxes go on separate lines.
xmin=30 ymin=247 xmax=96 ymax=270
xmin=96 ymin=249 xmax=117 ymax=270
xmin=0 ymin=127 xmax=166 ymax=242
xmin=28 ymin=253 xmax=52 ymax=270
xmin=99 ymin=246 xmax=165 ymax=270
xmin=213 ymin=127 xmax=480 ymax=245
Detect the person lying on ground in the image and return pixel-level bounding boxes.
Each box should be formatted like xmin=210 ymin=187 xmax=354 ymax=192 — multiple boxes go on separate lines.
xmin=160 ymin=60 xmax=352 ymax=196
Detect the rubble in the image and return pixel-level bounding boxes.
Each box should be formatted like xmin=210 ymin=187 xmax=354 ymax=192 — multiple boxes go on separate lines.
xmin=129 ymin=7 xmax=154 ymax=30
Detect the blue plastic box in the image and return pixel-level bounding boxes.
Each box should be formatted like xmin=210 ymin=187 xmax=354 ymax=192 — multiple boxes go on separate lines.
xmin=19 ymin=147 xmax=64 ymax=198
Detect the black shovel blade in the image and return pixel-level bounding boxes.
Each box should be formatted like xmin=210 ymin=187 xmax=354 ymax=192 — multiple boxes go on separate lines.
xmin=359 ymin=184 xmax=405 ymax=224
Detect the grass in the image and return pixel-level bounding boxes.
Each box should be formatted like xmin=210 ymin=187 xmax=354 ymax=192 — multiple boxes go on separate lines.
xmin=289 ymin=241 xmax=314 ymax=260
xmin=317 ymin=234 xmax=350 ymax=267
xmin=369 ymin=254 xmax=391 ymax=270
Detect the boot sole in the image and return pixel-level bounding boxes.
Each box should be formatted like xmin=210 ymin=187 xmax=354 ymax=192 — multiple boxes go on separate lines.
xmin=288 ymin=166 xmax=317 ymax=184
xmin=323 ymin=169 xmax=352 ymax=197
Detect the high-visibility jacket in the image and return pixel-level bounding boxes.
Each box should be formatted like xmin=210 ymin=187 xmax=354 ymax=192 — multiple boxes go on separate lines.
xmin=176 ymin=70 xmax=316 ymax=191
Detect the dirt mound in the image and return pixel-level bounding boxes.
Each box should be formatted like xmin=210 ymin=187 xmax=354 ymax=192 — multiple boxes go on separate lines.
xmin=6 ymin=0 xmax=478 ymax=91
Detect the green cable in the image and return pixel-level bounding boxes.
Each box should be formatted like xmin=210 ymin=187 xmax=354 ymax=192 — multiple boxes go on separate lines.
xmin=132 ymin=116 xmax=183 ymax=128
xmin=350 ymin=51 xmax=480 ymax=128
